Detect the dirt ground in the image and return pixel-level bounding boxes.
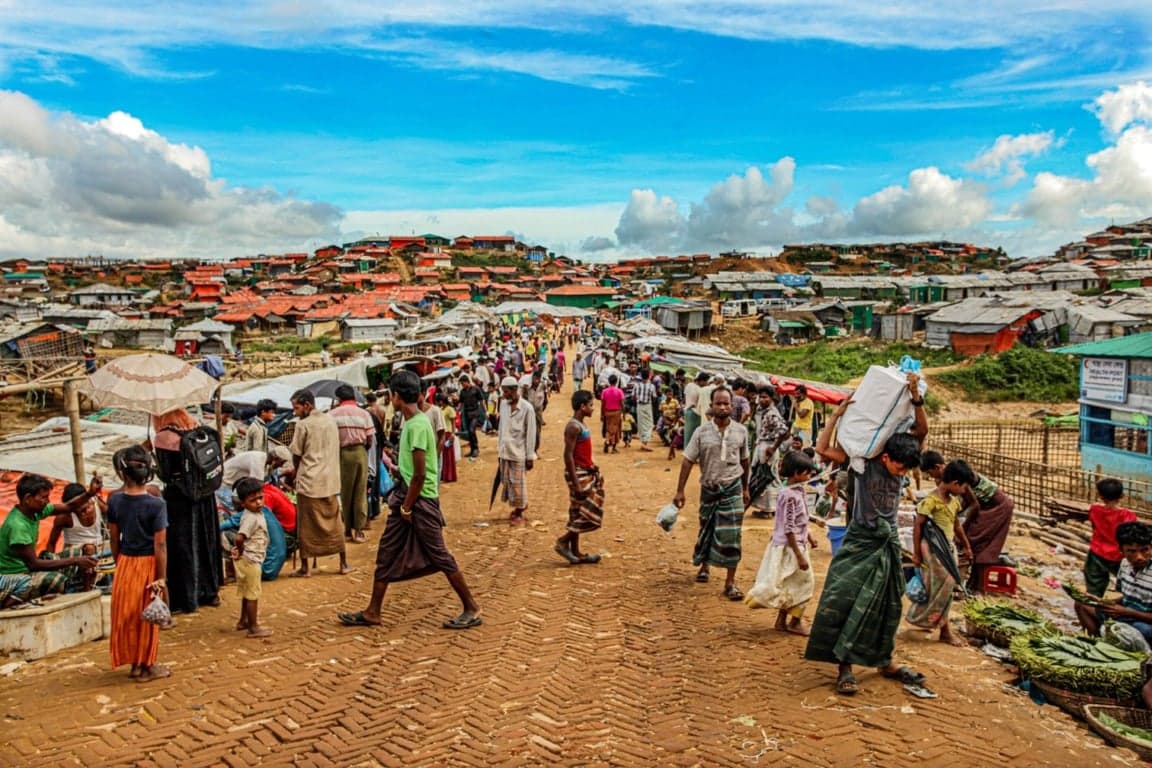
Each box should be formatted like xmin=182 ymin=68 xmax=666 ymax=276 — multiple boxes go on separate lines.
xmin=0 ymin=398 xmax=1139 ymax=767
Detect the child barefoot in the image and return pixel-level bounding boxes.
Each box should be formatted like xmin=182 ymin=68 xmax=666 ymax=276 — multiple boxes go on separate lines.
xmin=108 ymin=446 xmax=170 ymax=682
xmin=621 ymin=412 xmax=635 ymax=448
xmin=231 ymin=478 xmax=273 ymax=639
xmin=746 ymin=451 xmax=818 ymax=635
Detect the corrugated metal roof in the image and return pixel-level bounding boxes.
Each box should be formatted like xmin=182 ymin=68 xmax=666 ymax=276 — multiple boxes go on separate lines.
xmin=1053 ymin=332 xmax=1152 ymax=359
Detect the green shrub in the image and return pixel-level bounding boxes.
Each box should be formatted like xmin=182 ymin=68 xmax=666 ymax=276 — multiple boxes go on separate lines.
xmin=936 ymin=346 xmax=1078 ymax=402
xmin=740 ymin=341 xmax=960 ymax=385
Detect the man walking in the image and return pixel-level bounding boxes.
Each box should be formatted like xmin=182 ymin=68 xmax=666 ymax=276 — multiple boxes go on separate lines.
xmin=288 ymin=389 xmax=352 ymax=576
xmin=633 ymin=369 xmax=658 ymax=452
xmin=498 ymin=375 xmax=537 ymax=525
xmin=458 ymin=376 xmax=486 ymax=459
xmin=672 ymin=388 xmax=750 ymax=601
xmin=683 ymin=371 xmax=707 ymax=446
xmin=330 ymin=385 xmax=374 ymax=543
xmin=338 ymin=370 xmax=481 ymax=630
xmin=572 ymin=350 xmax=588 ymax=393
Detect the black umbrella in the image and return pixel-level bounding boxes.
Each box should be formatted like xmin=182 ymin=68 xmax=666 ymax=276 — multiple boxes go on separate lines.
xmin=488 ymin=466 xmax=503 ymax=510
xmin=921 ymin=517 xmax=966 ymax=587
xmin=305 ymin=379 xmax=366 ymax=405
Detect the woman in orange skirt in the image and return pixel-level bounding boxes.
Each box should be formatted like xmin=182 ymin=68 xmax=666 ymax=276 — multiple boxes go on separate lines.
xmin=108 ymin=446 xmax=171 ymax=682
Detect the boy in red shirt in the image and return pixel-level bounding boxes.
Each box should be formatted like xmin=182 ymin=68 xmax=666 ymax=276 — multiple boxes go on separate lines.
xmin=1084 ymin=478 xmax=1138 ymax=597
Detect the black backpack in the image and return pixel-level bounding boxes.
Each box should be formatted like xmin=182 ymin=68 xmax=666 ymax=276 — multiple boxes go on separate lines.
xmin=156 ymin=426 xmax=224 ymax=500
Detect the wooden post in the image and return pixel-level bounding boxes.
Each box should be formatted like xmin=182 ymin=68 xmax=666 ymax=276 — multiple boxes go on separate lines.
xmin=214 ymin=384 xmax=225 ymax=452
xmin=1042 ymin=425 xmax=1051 ymax=466
xmin=63 ymin=378 xmax=86 ymax=482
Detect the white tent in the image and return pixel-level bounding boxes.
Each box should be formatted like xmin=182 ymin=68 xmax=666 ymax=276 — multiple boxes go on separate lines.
xmin=221 ymin=356 xmax=388 ymax=407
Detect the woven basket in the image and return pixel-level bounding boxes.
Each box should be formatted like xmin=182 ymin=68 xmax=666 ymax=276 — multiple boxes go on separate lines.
xmin=1084 ymin=705 xmax=1152 ymax=760
xmin=964 ymin=618 xmax=1012 ymax=648
xmin=1031 ymin=679 xmax=1141 ymax=720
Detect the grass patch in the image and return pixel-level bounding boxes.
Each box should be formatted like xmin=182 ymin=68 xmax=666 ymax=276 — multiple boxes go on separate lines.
xmin=739 ymin=341 xmax=961 ymax=386
xmin=241 ymin=336 xmax=375 ymax=356
xmin=935 ymin=346 xmax=1079 ymax=402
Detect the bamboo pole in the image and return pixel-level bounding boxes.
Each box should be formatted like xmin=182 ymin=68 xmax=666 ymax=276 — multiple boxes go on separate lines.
xmin=63 ymin=379 xmax=85 ymax=482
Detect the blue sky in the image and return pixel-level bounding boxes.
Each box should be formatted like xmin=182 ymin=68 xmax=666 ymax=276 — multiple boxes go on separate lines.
xmin=1 ymin=2 xmax=1151 ymax=261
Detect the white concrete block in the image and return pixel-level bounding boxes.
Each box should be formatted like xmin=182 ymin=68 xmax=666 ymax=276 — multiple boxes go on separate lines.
xmin=0 ymin=591 xmax=104 ymax=661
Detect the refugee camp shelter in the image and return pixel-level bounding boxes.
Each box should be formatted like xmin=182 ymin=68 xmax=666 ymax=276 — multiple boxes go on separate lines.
xmin=1054 ymin=333 xmax=1152 ymax=485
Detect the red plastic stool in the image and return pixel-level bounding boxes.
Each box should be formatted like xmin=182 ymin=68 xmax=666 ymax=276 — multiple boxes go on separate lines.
xmin=982 ymin=565 xmax=1018 ymax=596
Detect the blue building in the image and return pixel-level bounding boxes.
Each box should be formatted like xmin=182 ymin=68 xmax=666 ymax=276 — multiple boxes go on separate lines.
xmin=1054 ymin=333 xmax=1152 ymax=484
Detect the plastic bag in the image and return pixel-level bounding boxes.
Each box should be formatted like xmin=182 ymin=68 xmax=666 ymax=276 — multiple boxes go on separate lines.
xmin=1104 ymin=620 xmax=1152 ymax=653
xmin=141 ymin=587 xmax=172 ymax=626
xmin=656 ymin=503 xmax=679 ymax=532
xmin=905 ymin=569 xmax=929 ymax=604
xmin=378 ymin=465 xmax=395 ymax=496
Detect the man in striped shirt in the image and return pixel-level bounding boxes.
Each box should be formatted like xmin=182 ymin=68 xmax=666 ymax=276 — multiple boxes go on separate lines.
xmin=329 ymin=385 xmax=375 ymax=543
xmin=633 ymin=368 xmax=658 ymax=452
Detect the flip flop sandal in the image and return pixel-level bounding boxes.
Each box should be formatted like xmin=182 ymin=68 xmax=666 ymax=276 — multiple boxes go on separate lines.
xmin=554 ymin=545 xmax=580 ymax=565
xmin=724 ymin=585 xmax=745 ymax=601
xmin=836 ymin=672 xmax=858 ymax=696
xmin=882 ymin=666 xmax=926 ymax=686
xmin=338 ymin=611 xmax=381 ymax=627
xmin=576 ymin=554 xmax=602 ymax=564
xmin=903 ymin=683 xmax=938 ymax=699
xmin=443 ymin=614 xmax=483 ymax=630
xmin=695 ymin=572 xmax=710 ymax=583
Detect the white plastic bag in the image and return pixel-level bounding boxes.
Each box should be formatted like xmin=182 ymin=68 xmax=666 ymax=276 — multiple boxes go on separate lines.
xmin=836 ymin=365 xmax=924 ymax=459
xmin=656 ymin=503 xmax=679 ymax=532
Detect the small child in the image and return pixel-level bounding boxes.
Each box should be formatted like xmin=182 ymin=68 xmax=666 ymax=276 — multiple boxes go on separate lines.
xmin=667 ymin=415 xmax=684 ymax=461
xmin=621 ymin=412 xmax=636 ymax=447
xmin=230 ymin=477 xmax=272 ymax=638
xmin=1084 ymin=477 xmax=1138 ymax=597
xmin=745 ymin=450 xmax=818 ymax=635
xmin=47 ymin=482 xmax=107 ymax=591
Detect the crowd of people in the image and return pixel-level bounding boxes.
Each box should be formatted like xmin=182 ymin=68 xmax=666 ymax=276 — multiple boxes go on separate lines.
xmin=3 ymin=314 xmax=1127 ymax=700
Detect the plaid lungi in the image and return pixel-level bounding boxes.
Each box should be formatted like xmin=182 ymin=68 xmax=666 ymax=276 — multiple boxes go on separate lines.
xmin=500 ymin=458 xmax=528 ymax=509
xmin=566 ymin=466 xmax=605 ymax=534
xmin=692 ymin=479 xmax=745 ymax=569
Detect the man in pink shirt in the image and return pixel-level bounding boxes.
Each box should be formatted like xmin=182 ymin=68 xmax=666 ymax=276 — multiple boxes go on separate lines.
xmin=599 ymin=374 xmax=625 ymax=454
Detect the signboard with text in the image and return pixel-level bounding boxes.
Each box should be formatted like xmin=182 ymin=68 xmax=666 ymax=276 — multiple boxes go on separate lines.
xmin=1082 ymin=357 xmax=1128 ymax=404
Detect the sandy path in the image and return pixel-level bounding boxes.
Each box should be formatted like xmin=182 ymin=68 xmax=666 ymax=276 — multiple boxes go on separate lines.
xmin=0 ymin=396 xmax=1134 ymax=766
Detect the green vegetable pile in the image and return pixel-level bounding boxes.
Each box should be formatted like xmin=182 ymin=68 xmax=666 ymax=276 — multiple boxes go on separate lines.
xmin=1062 ymin=581 xmax=1105 ymax=606
xmin=962 ymin=598 xmax=1056 ymax=642
xmin=1010 ymin=634 xmax=1146 ymax=698
xmin=1096 ymin=712 xmax=1152 ymax=747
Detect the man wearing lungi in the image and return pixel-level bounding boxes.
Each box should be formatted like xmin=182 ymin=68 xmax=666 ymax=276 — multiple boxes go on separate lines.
xmin=338 ymin=370 xmax=481 ymax=630
xmin=555 ymin=390 xmax=604 ymax=565
xmin=805 ymin=373 xmax=928 ymax=697
xmin=288 ymin=389 xmax=352 ymax=577
xmin=672 ymin=387 xmax=750 ymax=601
xmin=498 ymin=375 xmax=537 ymax=525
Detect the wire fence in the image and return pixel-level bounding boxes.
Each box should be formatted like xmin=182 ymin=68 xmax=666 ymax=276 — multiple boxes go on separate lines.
xmin=930 ymin=420 xmax=1081 ymax=467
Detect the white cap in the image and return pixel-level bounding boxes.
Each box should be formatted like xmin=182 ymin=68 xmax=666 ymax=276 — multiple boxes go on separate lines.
xmin=501 ymin=376 xmax=519 ymax=387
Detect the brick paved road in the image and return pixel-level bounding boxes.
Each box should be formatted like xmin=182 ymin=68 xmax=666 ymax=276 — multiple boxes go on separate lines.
xmin=0 ymin=406 xmax=1131 ymax=767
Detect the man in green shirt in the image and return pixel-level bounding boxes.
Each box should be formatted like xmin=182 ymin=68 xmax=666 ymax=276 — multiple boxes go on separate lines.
xmin=338 ymin=370 xmax=481 ymax=630
xmin=0 ymin=473 xmax=104 ymax=607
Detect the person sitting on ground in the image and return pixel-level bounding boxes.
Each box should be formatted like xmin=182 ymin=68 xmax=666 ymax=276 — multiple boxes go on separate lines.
xmin=46 ymin=482 xmax=107 ymax=592
xmin=1077 ymin=521 xmax=1152 ymax=646
xmin=0 ymin=473 xmax=103 ymax=607
xmin=1084 ymin=477 xmax=1137 ymax=598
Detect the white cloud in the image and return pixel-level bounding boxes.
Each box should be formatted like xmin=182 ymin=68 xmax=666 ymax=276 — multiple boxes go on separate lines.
xmin=0 ymin=90 xmax=340 ymax=260
xmin=2 ymin=2 xmax=1150 ymax=91
xmin=851 ymin=167 xmax=992 ymax=236
xmin=1093 ymin=80 xmax=1152 ymax=135
xmin=1016 ymin=84 xmax=1152 ymax=227
xmin=614 ymin=189 xmax=685 ymax=251
xmin=966 ymin=131 xmax=1058 ymax=184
